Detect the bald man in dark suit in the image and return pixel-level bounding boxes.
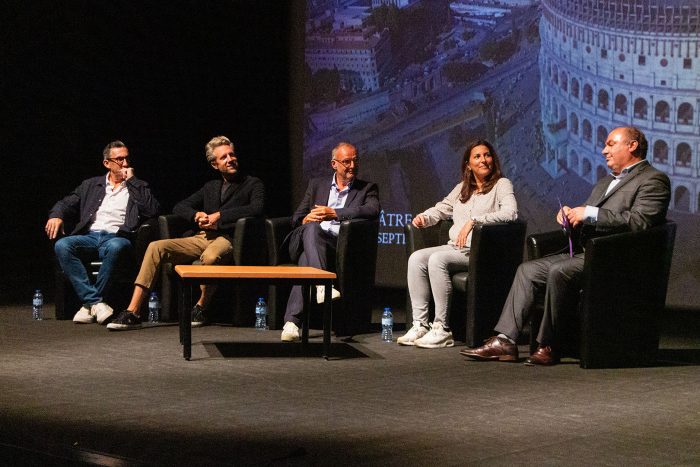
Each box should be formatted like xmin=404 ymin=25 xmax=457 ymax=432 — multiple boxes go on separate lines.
xmin=463 ymin=126 xmax=671 ymax=365
xmin=280 ymin=142 xmax=380 ymax=342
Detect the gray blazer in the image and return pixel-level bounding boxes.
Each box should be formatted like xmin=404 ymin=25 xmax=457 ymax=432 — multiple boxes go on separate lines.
xmin=579 ymin=160 xmax=670 ymax=244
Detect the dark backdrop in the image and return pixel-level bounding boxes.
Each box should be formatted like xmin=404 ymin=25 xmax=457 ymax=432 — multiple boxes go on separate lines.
xmin=2 ymin=1 xmax=302 ymax=304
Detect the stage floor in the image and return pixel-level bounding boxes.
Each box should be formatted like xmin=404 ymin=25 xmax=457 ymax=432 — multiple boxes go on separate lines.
xmin=1 ymin=305 xmax=700 ymax=466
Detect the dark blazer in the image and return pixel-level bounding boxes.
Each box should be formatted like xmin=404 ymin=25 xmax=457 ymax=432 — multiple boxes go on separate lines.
xmin=578 ymin=160 xmax=670 ymax=245
xmin=285 ymin=175 xmax=380 ymax=262
xmin=49 ymin=175 xmax=160 ymax=239
xmin=172 ymin=173 xmax=265 ymax=240
xmin=291 ymin=176 xmax=380 ymax=228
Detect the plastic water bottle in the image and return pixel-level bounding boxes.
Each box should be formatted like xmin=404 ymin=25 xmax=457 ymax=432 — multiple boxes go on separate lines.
xmin=381 ymin=307 xmax=393 ymax=342
xmin=255 ymin=297 xmax=268 ymax=331
xmin=148 ymin=292 xmax=160 ymax=323
xmin=32 ymin=289 xmax=43 ymax=321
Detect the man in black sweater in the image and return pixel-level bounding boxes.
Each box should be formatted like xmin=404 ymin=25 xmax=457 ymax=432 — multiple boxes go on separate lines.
xmin=108 ymin=135 xmax=265 ymax=330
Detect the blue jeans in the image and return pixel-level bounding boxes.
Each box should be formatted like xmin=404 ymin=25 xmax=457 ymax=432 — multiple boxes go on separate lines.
xmin=54 ymin=231 xmax=132 ymax=306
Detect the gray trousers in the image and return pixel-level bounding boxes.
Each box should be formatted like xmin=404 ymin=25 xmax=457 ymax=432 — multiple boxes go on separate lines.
xmin=494 ymin=253 xmax=584 ymax=345
xmin=407 ymin=245 xmax=470 ymax=327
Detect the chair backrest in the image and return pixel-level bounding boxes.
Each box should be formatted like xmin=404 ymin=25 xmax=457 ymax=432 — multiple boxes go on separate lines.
xmin=232 ymin=217 xmax=267 ymax=266
xmin=265 ymin=217 xmax=293 ymax=266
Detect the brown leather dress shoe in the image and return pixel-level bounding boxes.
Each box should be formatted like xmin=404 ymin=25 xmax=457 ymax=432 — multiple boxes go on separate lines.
xmin=461 ymin=336 xmax=518 ymax=362
xmin=525 ymin=345 xmax=560 ymax=366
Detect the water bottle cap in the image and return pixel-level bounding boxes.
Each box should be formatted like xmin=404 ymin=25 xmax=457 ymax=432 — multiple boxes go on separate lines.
xmin=384 ymin=307 xmax=391 ymax=311
xmin=35 ymin=289 xmax=41 ymax=293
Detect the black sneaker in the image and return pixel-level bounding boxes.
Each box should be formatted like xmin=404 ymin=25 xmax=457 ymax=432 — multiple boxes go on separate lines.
xmin=106 ymin=311 xmax=143 ymax=331
xmin=191 ymin=304 xmax=208 ymax=328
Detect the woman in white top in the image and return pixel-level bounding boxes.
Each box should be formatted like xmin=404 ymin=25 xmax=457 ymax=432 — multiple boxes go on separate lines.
xmin=399 ymin=139 xmax=518 ymax=348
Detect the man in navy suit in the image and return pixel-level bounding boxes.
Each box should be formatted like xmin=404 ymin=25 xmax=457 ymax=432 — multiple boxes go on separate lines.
xmin=108 ymin=135 xmax=265 ymax=330
xmin=280 ymin=142 xmax=380 ymax=342
xmin=463 ymin=126 xmax=671 ymax=365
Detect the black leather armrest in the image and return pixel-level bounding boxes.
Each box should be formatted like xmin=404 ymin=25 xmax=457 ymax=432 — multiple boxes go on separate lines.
xmin=405 ymin=221 xmax=445 ymax=257
xmin=337 ymin=218 xmax=379 ymax=265
xmin=133 ymin=218 xmax=159 ymax=261
xmin=527 ymin=229 xmax=570 ymax=260
xmin=158 ymin=214 xmax=192 ymax=240
xmin=265 ymin=217 xmax=293 ymax=265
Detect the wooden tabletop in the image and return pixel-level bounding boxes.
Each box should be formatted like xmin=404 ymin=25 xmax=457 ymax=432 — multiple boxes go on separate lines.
xmin=174 ymin=265 xmax=336 ymax=280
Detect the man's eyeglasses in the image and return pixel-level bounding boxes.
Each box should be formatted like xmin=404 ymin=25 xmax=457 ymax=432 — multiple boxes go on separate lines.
xmin=107 ymin=156 xmax=130 ymax=165
xmin=333 ymin=157 xmax=359 ymax=168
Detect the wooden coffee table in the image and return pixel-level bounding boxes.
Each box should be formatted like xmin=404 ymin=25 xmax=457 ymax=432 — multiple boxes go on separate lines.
xmin=174 ymin=265 xmax=337 ymax=360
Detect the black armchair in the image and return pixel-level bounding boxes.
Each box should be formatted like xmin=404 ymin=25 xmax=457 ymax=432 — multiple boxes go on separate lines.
xmin=527 ymin=221 xmax=677 ymax=368
xmin=265 ymin=217 xmax=380 ymax=336
xmin=54 ymin=219 xmax=159 ymax=320
xmin=159 ymin=215 xmax=267 ymax=323
xmin=404 ymin=220 xmax=526 ymax=346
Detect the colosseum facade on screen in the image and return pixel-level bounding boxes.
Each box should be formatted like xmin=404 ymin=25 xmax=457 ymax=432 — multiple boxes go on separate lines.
xmin=539 ymin=0 xmax=700 ymax=213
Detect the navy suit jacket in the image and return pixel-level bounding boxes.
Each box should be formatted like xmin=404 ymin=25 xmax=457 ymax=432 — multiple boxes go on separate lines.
xmin=49 ymin=175 xmax=160 ymax=240
xmin=286 ymin=175 xmax=380 ymax=261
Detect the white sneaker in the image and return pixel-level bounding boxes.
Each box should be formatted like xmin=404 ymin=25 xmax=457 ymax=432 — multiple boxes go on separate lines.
xmin=415 ymin=322 xmax=454 ymax=348
xmin=281 ymin=321 xmax=300 ymax=342
xmin=397 ymin=321 xmax=429 ymax=346
xmin=316 ymin=286 xmax=341 ymax=304
xmin=73 ymin=306 xmax=95 ymax=324
xmin=91 ymin=302 xmax=114 ymax=324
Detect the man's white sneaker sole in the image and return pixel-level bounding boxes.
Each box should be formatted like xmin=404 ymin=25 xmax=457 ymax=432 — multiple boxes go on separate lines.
xmin=73 ymin=307 xmax=95 ymax=324
xmin=415 ymin=339 xmax=455 ymax=349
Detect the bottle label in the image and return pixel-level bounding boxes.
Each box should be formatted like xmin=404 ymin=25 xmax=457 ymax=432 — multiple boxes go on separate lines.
xmin=33 ymin=298 xmax=42 ymax=306
xmin=381 ymin=317 xmax=392 ymax=326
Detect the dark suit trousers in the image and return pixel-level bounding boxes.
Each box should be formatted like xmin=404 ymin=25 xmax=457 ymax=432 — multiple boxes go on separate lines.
xmin=284 ymin=223 xmax=338 ymax=325
xmin=494 ymin=253 xmax=584 ymax=345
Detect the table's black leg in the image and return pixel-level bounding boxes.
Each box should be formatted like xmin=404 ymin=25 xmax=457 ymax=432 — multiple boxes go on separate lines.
xmin=323 ymin=279 xmax=332 ymax=360
xmin=184 ymin=282 xmax=192 ymax=360
xmin=301 ymin=283 xmax=310 ymax=348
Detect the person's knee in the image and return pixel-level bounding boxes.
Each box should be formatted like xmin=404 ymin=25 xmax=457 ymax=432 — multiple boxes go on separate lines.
xmin=104 ymin=238 xmax=132 ymax=255
xmin=547 ymin=261 xmax=574 ymax=283
xmin=427 ymin=253 xmax=449 ymax=272
xmin=54 ymin=237 xmax=71 ymax=256
xmin=200 ymin=249 xmax=228 ymax=265
xmin=518 ymin=260 xmax=541 ymax=279
xmin=408 ymin=250 xmax=428 ymax=272
xmin=302 ymin=222 xmax=323 ymax=242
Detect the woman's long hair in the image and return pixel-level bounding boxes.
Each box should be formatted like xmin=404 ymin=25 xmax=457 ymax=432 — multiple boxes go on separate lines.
xmin=459 ymin=139 xmax=503 ymax=203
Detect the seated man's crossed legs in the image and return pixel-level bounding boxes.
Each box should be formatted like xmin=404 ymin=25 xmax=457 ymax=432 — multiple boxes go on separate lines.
xmin=461 ymin=254 xmax=583 ymax=365
xmin=281 ymin=222 xmax=339 ymax=342
xmin=107 ymin=232 xmax=233 ymax=330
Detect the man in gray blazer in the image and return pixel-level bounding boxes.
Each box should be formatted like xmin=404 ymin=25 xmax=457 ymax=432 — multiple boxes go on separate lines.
xmin=463 ymin=126 xmax=671 ymax=365
xmin=280 ymin=142 xmax=380 ymax=342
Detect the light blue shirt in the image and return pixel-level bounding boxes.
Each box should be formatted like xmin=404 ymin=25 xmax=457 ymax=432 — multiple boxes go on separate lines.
xmin=583 ymin=160 xmax=645 ymax=223
xmin=320 ymin=175 xmax=352 ymax=236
